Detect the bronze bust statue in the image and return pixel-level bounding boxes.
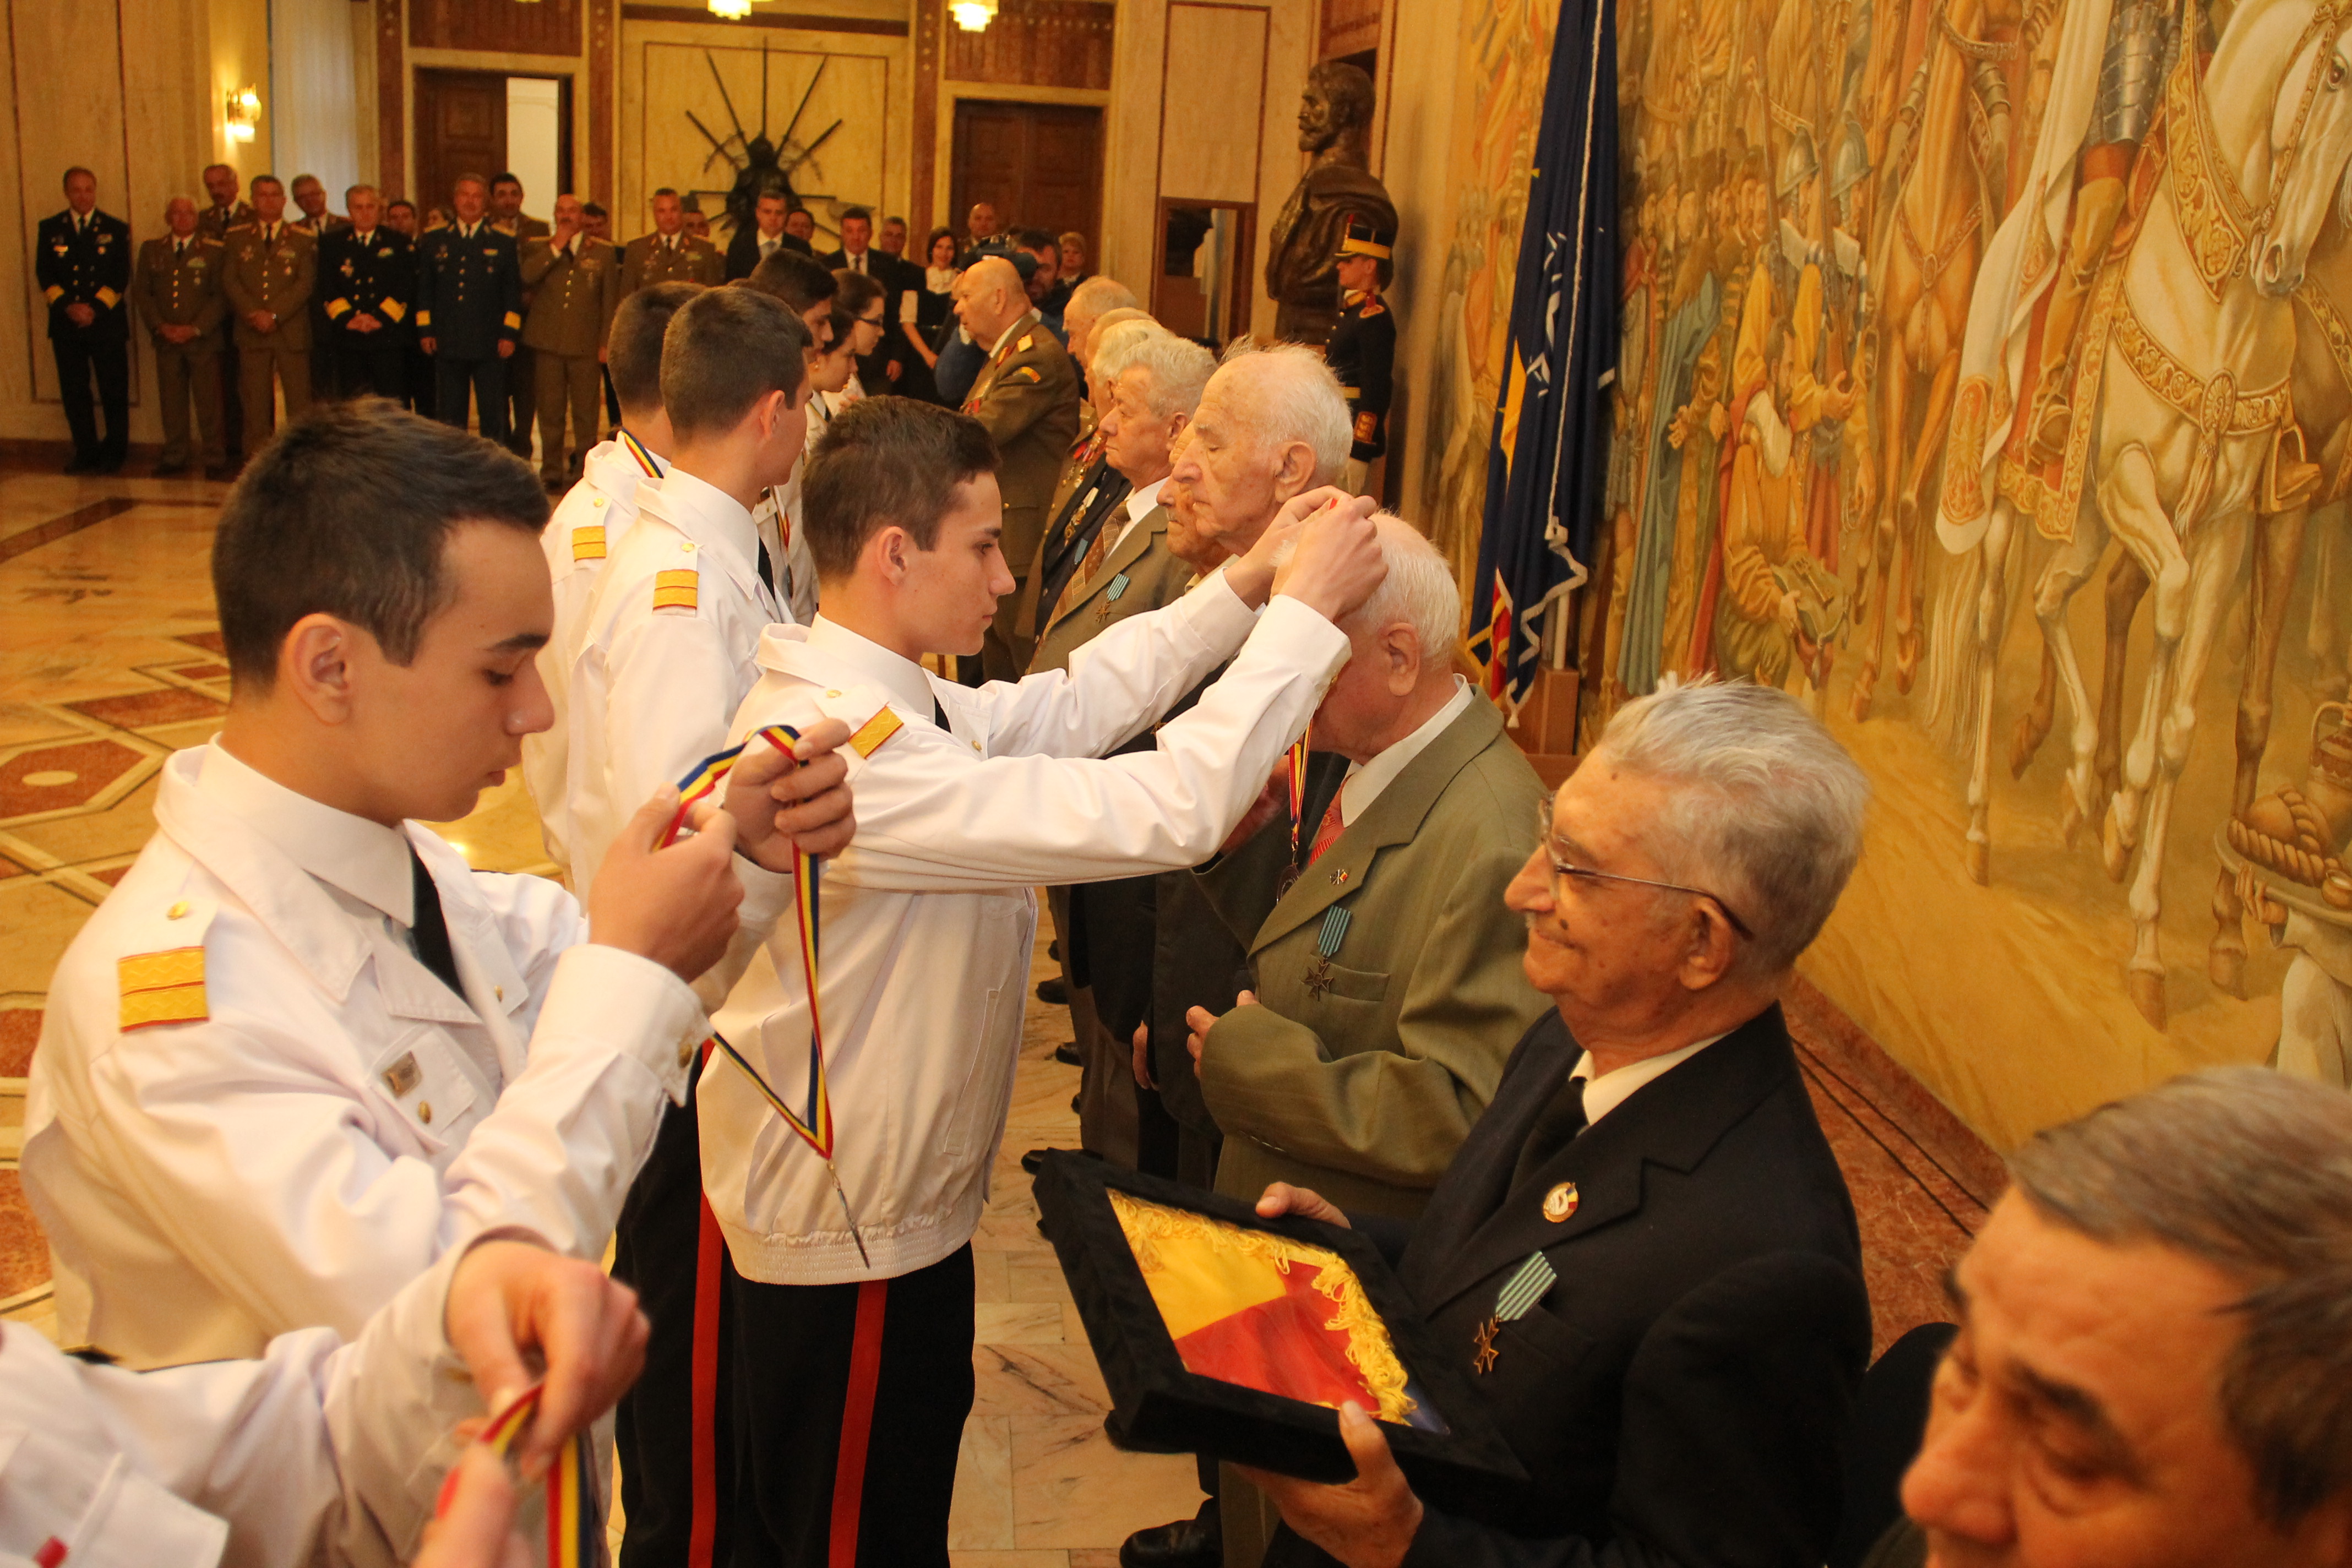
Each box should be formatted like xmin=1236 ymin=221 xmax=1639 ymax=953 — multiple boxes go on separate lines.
xmin=1264 ymin=62 xmax=1397 ymax=347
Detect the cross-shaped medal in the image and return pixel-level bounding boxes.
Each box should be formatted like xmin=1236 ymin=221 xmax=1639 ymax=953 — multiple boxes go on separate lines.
xmin=1472 ymin=1316 xmax=1500 ymax=1375
xmin=1303 ymin=954 xmax=1336 ymax=999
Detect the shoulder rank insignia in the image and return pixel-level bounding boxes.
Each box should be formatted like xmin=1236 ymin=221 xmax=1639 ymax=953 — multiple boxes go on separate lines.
xmin=652 ymin=568 xmax=698 ymax=613
xmin=571 ymin=524 xmax=607 ymax=562
xmin=849 ymin=707 xmax=905 ymax=758
xmin=1012 ymin=365 xmax=1042 ymax=383
xmin=119 ymin=947 xmax=208 ymax=1031
xmin=1016 ymin=333 xmax=1034 ymax=353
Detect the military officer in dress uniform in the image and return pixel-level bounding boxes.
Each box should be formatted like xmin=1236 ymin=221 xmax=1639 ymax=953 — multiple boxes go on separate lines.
xmin=221 ymin=175 xmax=317 ymax=454
xmin=417 ymin=173 xmax=524 ymax=442
xmin=286 ymin=173 xmax=349 ymax=239
xmin=953 ymin=256 xmax=1084 ymax=678
xmin=491 ymin=173 xmax=554 ymax=463
xmin=199 ymin=162 xmax=256 ymax=464
xmin=619 ymin=188 xmax=725 ymax=298
xmin=319 ymin=186 xmax=414 ymax=402
xmin=1325 ymin=213 xmax=1396 ymax=497
xmin=20 ymin=402 xmax=854 ymax=1375
xmin=521 ymin=192 xmax=621 ymax=488
xmin=133 ymin=197 xmax=228 ymax=477
xmin=37 ymin=167 xmax=133 ymax=475
xmin=289 ymin=174 xmax=351 ymax=407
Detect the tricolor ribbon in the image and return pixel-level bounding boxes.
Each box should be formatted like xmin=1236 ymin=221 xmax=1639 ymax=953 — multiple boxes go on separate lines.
xmin=470 ymin=1384 xmax=598 ymax=1568
xmin=664 ymin=726 xmax=870 ymax=1267
xmin=617 ymin=426 xmax=663 ymax=478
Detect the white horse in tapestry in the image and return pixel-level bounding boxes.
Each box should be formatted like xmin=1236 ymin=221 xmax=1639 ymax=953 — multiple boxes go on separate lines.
xmin=1930 ymin=0 xmax=2352 ymax=1027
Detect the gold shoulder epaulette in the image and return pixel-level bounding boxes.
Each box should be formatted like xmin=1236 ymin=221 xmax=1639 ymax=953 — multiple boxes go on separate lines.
xmin=119 ymin=946 xmax=208 ymax=1031
xmin=1012 ymin=365 xmax=1041 ymax=383
xmin=850 ymin=706 xmax=905 ymax=758
xmin=1016 ymin=333 xmax=1035 ymax=353
xmin=652 ymin=568 xmax=699 ymax=612
xmin=571 ymin=524 xmax=607 ymax=562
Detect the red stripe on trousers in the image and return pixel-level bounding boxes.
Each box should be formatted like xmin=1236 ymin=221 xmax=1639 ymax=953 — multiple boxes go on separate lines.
xmin=690 ymin=1042 xmax=722 ymax=1568
xmin=828 ymin=1279 xmax=891 ymax=1568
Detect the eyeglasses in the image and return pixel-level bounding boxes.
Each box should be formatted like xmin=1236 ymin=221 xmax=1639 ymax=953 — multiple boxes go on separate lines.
xmin=1535 ymin=805 xmax=1753 ymax=939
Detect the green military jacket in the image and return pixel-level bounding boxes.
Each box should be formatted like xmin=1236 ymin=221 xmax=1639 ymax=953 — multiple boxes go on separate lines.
xmin=619 ymin=232 xmax=723 ymax=294
xmin=220 ymin=224 xmax=317 ymax=351
xmin=961 ymin=310 xmax=1082 ymax=578
xmin=1196 ymin=695 xmax=1551 ymax=1221
xmin=1028 ymin=504 xmax=1194 ymax=674
xmin=521 ymin=235 xmax=622 ymax=357
xmin=133 ymin=236 xmax=227 ymax=339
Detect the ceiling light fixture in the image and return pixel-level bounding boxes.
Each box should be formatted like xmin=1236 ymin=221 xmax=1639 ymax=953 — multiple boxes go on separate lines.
xmin=951 ymin=0 xmax=998 ymax=30
xmin=710 ymin=0 xmax=754 ymax=16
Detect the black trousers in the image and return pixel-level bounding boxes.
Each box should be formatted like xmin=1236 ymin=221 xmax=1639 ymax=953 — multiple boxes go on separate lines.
xmin=332 ymin=342 xmax=408 ymax=402
xmin=406 ymin=349 xmax=437 ymax=418
xmin=612 ymin=1054 xmax=736 ymax=1568
xmin=434 ymin=354 xmax=508 ymax=441
xmin=53 ymin=336 xmax=129 ymax=460
xmin=728 ymin=1244 xmax=976 ymax=1567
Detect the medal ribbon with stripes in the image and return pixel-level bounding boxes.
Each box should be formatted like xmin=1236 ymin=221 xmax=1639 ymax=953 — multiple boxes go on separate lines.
xmin=617 ymin=426 xmax=664 ymax=478
xmin=474 ymin=1384 xmax=598 ymax=1567
xmin=665 ymin=725 xmax=870 ymax=1266
xmin=1286 ymin=723 xmax=1313 ymax=862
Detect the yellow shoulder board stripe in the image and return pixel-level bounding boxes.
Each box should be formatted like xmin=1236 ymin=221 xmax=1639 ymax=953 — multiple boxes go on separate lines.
xmin=502 ymin=311 xmax=523 ymax=330
xmin=572 ymin=524 xmax=607 ymax=562
xmin=1012 ymin=365 xmax=1041 ymax=383
xmin=652 ymin=568 xmax=699 ymax=612
xmin=119 ymin=946 xmax=208 ymax=1031
xmin=850 ymin=707 xmax=905 ymax=758
xmin=1016 ymin=334 xmax=1034 ymax=353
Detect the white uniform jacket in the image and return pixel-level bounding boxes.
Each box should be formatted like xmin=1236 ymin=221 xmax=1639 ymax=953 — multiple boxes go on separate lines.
xmin=562 ymin=464 xmax=783 ymax=905
xmin=706 ymin=579 xmax=1350 ymax=1284
xmin=524 ymin=432 xmax=665 ymax=880
xmin=0 ymin=1241 xmax=496 ymax=1568
xmin=23 ymin=743 xmax=703 ymax=1368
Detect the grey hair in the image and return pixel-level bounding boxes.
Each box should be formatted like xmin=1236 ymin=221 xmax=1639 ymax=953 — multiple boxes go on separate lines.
xmin=1118 ymin=332 xmax=1216 ymax=421
xmin=2011 ymin=1068 xmax=2352 ymax=1527
xmin=1211 ymin=341 xmax=1352 ymax=486
xmin=1345 ymin=514 xmax=1458 ymax=669
xmin=1591 ymin=679 xmax=1868 ymax=975
xmin=1090 ymin=318 xmax=1166 ymax=387
xmin=1069 ymin=275 xmax=1139 ymax=317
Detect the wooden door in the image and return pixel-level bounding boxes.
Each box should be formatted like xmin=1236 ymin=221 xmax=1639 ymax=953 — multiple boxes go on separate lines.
xmin=949 ymin=101 xmax=1102 ymax=244
xmin=412 ymin=68 xmax=508 ymax=216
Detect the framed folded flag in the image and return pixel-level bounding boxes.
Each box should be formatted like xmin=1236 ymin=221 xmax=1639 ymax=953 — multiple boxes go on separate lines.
xmin=1033 ymin=1153 xmax=1528 ymax=1512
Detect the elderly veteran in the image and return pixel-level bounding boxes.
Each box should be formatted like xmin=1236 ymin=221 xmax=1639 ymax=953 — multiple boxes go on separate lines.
xmin=1875 ymin=1069 xmax=2352 ymax=1568
xmin=1237 ymin=679 xmax=1873 ymax=1568
xmin=1065 ymin=276 xmax=1143 ymax=382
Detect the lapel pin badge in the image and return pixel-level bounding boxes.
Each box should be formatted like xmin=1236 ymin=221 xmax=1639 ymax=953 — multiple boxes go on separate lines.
xmin=1542 ymin=1182 xmax=1580 ymax=1223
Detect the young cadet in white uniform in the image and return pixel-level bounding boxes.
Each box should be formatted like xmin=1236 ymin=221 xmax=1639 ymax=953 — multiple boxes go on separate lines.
xmin=522 ymin=280 xmax=696 ymax=881
xmin=0 ymin=1235 xmax=641 ymax=1568
xmin=22 ymin=404 xmax=857 ymax=1373
xmin=556 ymin=284 xmax=816 ymax=1567
xmin=698 ymin=396 xmax=1386 ymax=1565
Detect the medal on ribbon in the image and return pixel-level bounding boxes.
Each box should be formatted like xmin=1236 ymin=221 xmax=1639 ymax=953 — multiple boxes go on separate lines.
xmin=666 ymin=726 xmax=870 ymax=1267
xmin=1471 ymin=1251 xmax=1557 ymax=1375
xmin=473 ymin=1384 xmax=599 ymax=1566
xmin=1275 ymin=726 xmax=1314 ymax=899
xmin=1302 ymin=904 xmax=1352 ymax=999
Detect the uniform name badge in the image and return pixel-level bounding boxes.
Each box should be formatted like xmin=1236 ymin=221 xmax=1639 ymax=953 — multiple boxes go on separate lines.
xmin=1471 ymin=1251 xmax=1558 ymax=1375
xmin=1302 ymin=905 xmax=1352 ymax=999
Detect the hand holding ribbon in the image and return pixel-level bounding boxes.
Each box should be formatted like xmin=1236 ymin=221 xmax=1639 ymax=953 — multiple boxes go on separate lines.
xmin=714 ymin=716 xmax=858 ymax=870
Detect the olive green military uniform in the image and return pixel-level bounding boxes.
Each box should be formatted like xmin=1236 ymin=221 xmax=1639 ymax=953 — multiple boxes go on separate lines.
xmin=962 ymin=310 xmax=1082 ymax=678
xmin=1027 ymin=502 xmax=1193 ymax=676
xmin=497 ymin=215 xmax=554 ymax=460
xmin=617 ymin=231 xmax=722 ymax=296
xmin=521 ymin=233 xmax=621 ymax=483
xmin=220 ymin=221 xmax=317 ymax=451
xmin=133 ymin=234 xmax=228 ymax=471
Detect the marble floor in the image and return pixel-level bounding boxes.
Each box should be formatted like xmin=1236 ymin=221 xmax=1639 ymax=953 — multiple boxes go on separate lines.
xmin=0 ymin=462 xmax=1992 ymax=1554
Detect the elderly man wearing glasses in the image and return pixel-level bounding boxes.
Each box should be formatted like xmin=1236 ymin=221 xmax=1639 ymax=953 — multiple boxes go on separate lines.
xmin=1239 ymin=678 xmax=1876 ymax=1568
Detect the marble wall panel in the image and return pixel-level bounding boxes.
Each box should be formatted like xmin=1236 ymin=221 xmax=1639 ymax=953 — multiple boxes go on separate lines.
xmin=1156 ymin=4 xmax=1265 ymax=205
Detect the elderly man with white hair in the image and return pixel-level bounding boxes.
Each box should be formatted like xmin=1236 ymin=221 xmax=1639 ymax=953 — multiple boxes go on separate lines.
xmin=1234 ymin=679 xmax=1875 ymax=1568
xmin=1065 ymin=275 xmax=1142 ymax=373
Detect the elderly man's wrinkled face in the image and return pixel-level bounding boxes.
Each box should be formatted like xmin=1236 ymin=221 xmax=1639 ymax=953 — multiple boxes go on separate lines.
xmin=1902 ymin=1193 xmax=2352 ymax=1568
xmin=204 ymin=164 xmax=240 ymax=208
xmin=1101 ymin=367 xmax=1185 ymax=486
xmin=347 ymin=189 xmax=383 ymax=232
xmin=1165 ymin=375 xmax=1305 ymax=552
xmin=1161 ymin=473 xmax=1227 ymax=571
xmin=292 ymin=177 xmax=327 ymax=219
xmin=165 ymin=197 xmax=199 ymax=238
xmin=453 ymin=179 xmax=488 ymax=224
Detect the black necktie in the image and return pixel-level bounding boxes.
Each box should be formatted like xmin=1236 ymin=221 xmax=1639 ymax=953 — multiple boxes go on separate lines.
xmin=933 ymin=696 xmax=951 ymax=731
xmin=757 ymin=536 xmax=778 ymax=602
xmin=1511 ymin=1075 xmax=1588 ymax=1189
xmin=408 ymin=845 xmax=466 ymax=999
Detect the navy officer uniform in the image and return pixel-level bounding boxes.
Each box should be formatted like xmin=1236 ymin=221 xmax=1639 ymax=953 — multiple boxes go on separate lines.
xmin=416 ymin=217 xmax=522 ymax=441
xmin=320 ymin=221 xmax=416 ymax=401
xmin=37 ymin=198 xmax=133 ymax=474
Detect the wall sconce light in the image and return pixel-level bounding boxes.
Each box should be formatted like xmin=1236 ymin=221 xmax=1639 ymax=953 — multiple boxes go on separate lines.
xmin=951 ymin=0 xmax=997 ymax=30
xmin=709 ymin=0 xmax=753 ymax=15
xmin=225 ymin=84 xmax=261 ymax=143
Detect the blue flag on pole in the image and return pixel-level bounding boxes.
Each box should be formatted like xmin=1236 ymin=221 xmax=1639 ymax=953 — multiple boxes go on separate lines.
xmin=1464 ymin=0 xmax=1618 ymax=711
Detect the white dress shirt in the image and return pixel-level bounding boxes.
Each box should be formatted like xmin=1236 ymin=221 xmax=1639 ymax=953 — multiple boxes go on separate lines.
xmin=1572 ymin=1030 xmax=1733 ymax=1126
xmin=525 ymin=432 xmax=665 ymax=880
xmin=705 ymin=580 xmax=1351 ymax=1284
xmin=0 ymin=1239 xmax=504 ymax=1568
xmin=23 ymin=743 xmax=704 ymax=1368
xmin=1104 ymin=475 xmax=1168 ymax=558
xmin=1331 ymin=677 xmax=1477 ymax=826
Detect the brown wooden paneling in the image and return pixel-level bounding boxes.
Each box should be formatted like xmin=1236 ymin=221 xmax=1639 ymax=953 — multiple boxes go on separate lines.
xmin=377 ymin=0 xmax=407 ymax=198
xmin=943 ymin=0 xmax=1113 ymax=89
xmin=913 ymin=0 xmax=942 ymax=235
xmin=413 ymin=68 xmax=509 ymax=216
xmin=949 ymin=100 xmax=1101 ymax=242
xmin=591 ymin=0 xmax=618 ymax=205
xmin=1318 ymin=0 xmax=1380 ymax=60
xmin=409 ymin=0 xmax=583 ymax=56
xmin=619 ymin=4 xmax=910 ymax=34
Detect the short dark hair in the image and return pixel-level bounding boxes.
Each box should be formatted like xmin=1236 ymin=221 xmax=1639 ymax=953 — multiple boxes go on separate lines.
xmin=741 ymin=250 xmax=836 ymax=316
xmin=652 ymin=186 xmax=679 ymax=199
xmin=387 ymin=199 xmax=417 ymax=215
xmin=609 ymin=281 xmax=701 ymax=416
xmin=756 ymin=189 xmax=790 ymax=208
xmin=883 ymin=214 xmax=908 ymax=230
xmin=213 ymin=401 xmax=548 ymax=691
xmin=840 ymin=205 xmax=872 ymax=226
xmin=491 ymin=171 xmax=521 ymax=190
xmin=63 ymin=166 xmax=95 ymax=187
xmin=251 ymin=174 xmax=283 ymax=193
xmin=801 ymin=399 xmax=997 ymax=581
xmin=1013 ymin=227 xmax=1054 ymax=253
xmin=661 ymin=287 xmax=810 ymax=437
xmin=581 ymin=200 xmax=607 ymax=218
xmin=817 ymin=307 xmax=860 ymax=357
xmin=832 ymin=268 xmax=883 ymax=317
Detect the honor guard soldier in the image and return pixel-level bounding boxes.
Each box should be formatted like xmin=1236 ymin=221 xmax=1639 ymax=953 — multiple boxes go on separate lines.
xmin=521 ymin=192 xmax=622 ymax=488
xmin=619 ymin=188 xmax=725 ymax=298
xmin=37 ymin=167 xmax=133 ymax=475
xmin=952 ymin=256 xmax=1084 ymax=678
xmin=491 ymin=172 xmax=554 ymax=463
xmin=1325 ymin=213 xmax=1396 ymax=496
xmin=21 ymin=402 xmax=853 ymax=1375
xmin=133 ymin=197 xmax=229 ymax=478
xmin=318 ymin=185 xmax=415 ymax=402
xmin=417 ymin=173 xmax=524 ymax=442
xmin=221 ymin=175 xmax=318 ymax=454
